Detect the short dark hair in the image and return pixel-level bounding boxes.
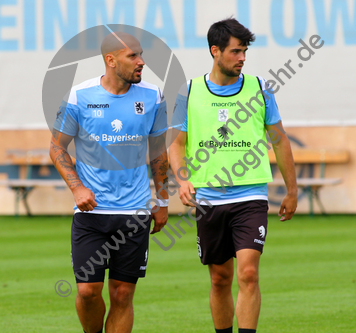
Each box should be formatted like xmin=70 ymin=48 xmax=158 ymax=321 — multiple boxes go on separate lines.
xmin=207 ymin=18 xmax=255 ymax=57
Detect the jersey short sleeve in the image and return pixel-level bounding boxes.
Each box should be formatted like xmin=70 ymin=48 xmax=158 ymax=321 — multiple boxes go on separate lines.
xmin=53 ymin=90 xmax=80 ymax=136
xmin=171 ymin=81 xmax=190 ymax=132
xmin=149 ymin=88 xmax=168 ymax=137
xmin=257 ymin=76 xmax=281 ymax=125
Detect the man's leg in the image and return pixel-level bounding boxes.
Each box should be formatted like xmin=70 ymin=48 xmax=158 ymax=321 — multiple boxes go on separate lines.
xmin=209 ymin=258 xmax=235 ymax=330
xmin=105 ymin=279 xmax=137 ymax=333
xmin=235 ymin=249 xmax=261 ymax=330
xmin=76 ymin=282 xmax=105 ymax=333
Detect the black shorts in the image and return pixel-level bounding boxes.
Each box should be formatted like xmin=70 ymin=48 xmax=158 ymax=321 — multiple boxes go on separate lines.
xmin=196 ymin=200 xmax=268 ymax=265
xmin=71 ymin=213 xmax=151 ymax=284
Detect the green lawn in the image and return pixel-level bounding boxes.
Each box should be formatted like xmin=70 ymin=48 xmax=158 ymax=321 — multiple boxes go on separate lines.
xmin=0 ymin=214 xmax=355 ymax=332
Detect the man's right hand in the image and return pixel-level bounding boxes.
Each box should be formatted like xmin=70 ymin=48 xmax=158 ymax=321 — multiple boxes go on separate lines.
xmin=72 ymin=186 xmax=97 ymax=211
xmin=178 ymin=180 xmax=196 ymax=207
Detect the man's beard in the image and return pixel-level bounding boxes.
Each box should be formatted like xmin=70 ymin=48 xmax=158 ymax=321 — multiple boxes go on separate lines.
xmin=117 ymin=66 xmax=142 ymax=84
xmin=218 ymin=59 xmax=241 ymax=77
xmin=121 ymin=72 xmax=142 ymax=84
xmin=128 ymin=75 xmax=142 ymax=84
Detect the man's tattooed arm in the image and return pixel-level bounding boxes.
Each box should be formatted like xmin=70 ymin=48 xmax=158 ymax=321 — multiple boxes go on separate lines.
xmin=49 ymin=130 xmax=83 ymax=191
xmin=49 ymin=130 xmax=97 ymax=211
xmin=149 ymin=133 xmax=169 ymax=200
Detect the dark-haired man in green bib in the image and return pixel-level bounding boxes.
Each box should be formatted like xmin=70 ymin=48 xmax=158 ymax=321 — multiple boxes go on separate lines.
xmin=170 ymin=18 xmax=297 ymax=333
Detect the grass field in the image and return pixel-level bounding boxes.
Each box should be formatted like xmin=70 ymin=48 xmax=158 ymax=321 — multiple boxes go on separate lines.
xmin=0 ymin=214 xmax=355 ymax=332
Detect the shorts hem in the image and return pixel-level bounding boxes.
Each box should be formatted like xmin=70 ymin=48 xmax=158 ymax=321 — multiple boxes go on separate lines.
xmin=74 ymin=267 xmax=106 ymax=284
xmin=235 ymin=245 xmax=264 ymax=254
xmin=109 ymin=267 xmax=146 ymax=279
xmin=109 ymin=270 xmax=140 ymax=284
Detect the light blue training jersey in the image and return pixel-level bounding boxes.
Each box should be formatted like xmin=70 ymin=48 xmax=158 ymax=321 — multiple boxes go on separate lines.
xmin=54 ymin=76 xmax=167 ymax=212
xmin=172 ymin=73 xmax=281 ymax=205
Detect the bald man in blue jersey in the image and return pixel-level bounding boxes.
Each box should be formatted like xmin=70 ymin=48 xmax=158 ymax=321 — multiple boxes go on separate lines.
xmin=50 ymin=32 xmax=169 ymax=333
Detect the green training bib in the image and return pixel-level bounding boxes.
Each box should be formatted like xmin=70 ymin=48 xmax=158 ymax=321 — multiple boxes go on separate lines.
xmin=186 ymin=74 xmax=273 ymax=188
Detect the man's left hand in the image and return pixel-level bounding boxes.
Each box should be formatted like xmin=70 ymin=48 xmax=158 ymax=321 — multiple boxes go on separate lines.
xmin=279 ymin=193 xmax=298 ymax=221
xmin=150 ymin=206 xmax=168 ymax=234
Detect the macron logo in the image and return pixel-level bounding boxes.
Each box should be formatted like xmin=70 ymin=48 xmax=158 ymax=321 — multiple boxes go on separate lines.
xmin=87 ymin=104 xmax=109 ymax=108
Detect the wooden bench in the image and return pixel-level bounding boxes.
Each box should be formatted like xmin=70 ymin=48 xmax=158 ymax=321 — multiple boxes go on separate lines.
xmin=268 ymin=148 xmax=350 ymax=215
xmin=5 ymin=149 xmax=54 ymax=179
xmin=0 ymin=179 xmax=66 ymax=216
xmin=1 ymin=150 xmax=70 ymax=216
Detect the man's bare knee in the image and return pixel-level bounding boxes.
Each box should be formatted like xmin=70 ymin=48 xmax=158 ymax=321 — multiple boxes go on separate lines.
xmin=77 ymin=283 xmax=103 ymax=302
xmin=110 ymin=282 xmax=136 ymax=308
xmin=237 ymin=265 xmax=259 ymax=288
xmin=209 ymin=264 xmax=234 ymax=289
